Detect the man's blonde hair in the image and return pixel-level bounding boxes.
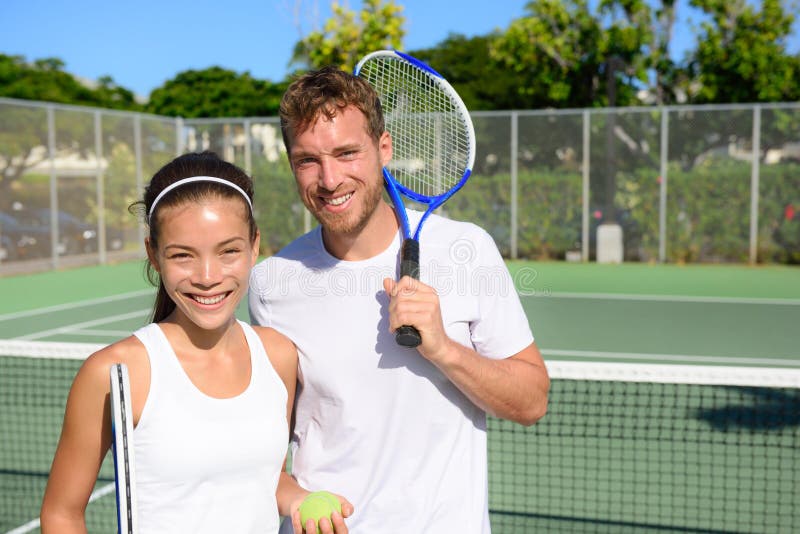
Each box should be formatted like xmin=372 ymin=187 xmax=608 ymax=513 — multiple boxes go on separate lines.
xmin=279 ymin=66 xmax=385 ymax=152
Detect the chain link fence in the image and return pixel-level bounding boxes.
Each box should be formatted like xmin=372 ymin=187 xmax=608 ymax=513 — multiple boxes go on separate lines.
xmin=1 ymin=97 xmax=798 ymax=275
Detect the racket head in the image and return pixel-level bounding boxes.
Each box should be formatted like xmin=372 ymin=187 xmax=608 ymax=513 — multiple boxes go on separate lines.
xmin=110 ymin=363 xmax=138 ymax=534
xmin=354 ymin=50 xmax=476 ymax=210
xmin=355 ymin=50 xmax=475 ymax=348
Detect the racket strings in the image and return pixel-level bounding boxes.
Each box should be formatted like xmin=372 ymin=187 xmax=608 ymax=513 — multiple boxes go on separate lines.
xmin=360 ymin=57 xmax=472 ymax=198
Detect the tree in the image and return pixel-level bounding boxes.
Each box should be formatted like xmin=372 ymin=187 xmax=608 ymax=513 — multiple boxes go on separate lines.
xmin=490 ymin=0 xmax=654 ymax=224
xmin=292 ymin=0 xmax=406 ymax=72
xmin=410 ymin=33 xmax=523 ymax=111
xmin=146 ymin=67 xmax=287 ymax=118
xmin=93 ymin=76 xmax=140 ymax=111
xmin=0 ymin=105 xmax=48 ymax=212
xmin=0 ymin=54 xmax=153 ymax=214
xmin=0 ymin=54 xmax=139 ymax=110
xmin=686 ymin=0 xmax=799 ymax=103
xmin=489 ymin=0 xmax=651 ymax=109
xmin=598 ymin=0 xmax=654 ymax=101
xmin=648 ymin=0 xmax=679 ymax=104
xmin=490 ymin=0 xmax=599 ymax=108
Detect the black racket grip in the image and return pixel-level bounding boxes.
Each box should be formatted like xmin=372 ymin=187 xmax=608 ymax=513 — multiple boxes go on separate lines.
xmin=399 ymin=238 xmax=420 ymax=279
xmin=396 ymin=239 xmax=422 ymax=347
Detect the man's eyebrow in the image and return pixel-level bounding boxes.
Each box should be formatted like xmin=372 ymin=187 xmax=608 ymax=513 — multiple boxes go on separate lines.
xmin=291 ymin=142 xmax=364 ymax=159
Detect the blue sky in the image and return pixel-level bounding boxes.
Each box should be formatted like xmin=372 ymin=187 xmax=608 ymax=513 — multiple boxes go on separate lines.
xmin=1 ymin=0 xmax=796 ymax=99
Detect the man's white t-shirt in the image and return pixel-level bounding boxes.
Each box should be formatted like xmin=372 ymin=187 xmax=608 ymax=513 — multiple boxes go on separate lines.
xmin=249 ymin=211 xmax=533 ymax=533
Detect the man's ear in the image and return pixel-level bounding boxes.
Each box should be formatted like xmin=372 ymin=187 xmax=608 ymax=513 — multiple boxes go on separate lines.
xmin=379 ymin=131 xmax=392 ymax=167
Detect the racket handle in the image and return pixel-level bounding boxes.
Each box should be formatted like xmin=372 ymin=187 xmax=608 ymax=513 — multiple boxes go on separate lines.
xmin=399 ymin=238 xmax=419 ymax=279
xmin=396 ymin=325 xmax=421 ymax=347
xmin=396 ymin=239 xmax=422 ymax=347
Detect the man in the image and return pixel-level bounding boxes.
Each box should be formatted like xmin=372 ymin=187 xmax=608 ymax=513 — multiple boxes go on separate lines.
xmin=249 ymin=66 xmax=549 ymax=533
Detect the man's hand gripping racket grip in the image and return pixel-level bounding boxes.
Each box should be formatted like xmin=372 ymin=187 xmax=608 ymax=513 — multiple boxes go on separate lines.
xmin=396 ymin=239 xmax=422 ymax=347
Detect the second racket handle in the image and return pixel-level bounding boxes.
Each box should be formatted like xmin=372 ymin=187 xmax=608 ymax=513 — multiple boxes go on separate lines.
xmin=396 ymin=239 xmax=422 ymax=347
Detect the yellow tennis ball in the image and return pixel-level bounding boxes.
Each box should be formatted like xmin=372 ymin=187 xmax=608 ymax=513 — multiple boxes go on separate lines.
xmin=314 ymin=490 xmax=342 ymax=510
xmin=299 ymin=491 xmax=342 ymax=534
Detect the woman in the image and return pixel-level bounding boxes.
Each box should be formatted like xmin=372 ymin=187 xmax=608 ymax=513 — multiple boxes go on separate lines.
xmin=40 ymin=152 xmax=350 ymax=533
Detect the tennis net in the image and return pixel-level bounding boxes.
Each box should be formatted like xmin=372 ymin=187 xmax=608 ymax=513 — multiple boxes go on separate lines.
xmin=489 ymin=361 xmax=800 ymax=533
xmin=0 ymin=340 xmax=115 ymax=534
xmin=2 ymin=341 xmax=799 ymax=533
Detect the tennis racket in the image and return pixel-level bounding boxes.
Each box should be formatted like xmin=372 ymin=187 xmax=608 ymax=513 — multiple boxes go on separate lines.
xmin=354 ymin=50 xmax=476 ymax=348
xmin=110 ymin=363 xmax=138 ymax=534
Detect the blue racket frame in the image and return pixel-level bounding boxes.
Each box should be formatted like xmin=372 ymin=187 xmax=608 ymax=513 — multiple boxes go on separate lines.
xmin=369 ymin=50 xmax=473 ymax=242
xmin=355 ymin=49 xmax=475 ymax=347
xmin=383 ymin=165 xmax=472 ymax=243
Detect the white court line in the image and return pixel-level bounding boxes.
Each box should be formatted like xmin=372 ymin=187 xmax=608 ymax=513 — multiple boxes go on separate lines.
xmin=0 ymin=289 xmax=154 ymax=322
xmin=5 ymin=482 xmax=115 ymax=534
xmin=66 ymin=329 xmax=136 ymax=338
xmin=541 ymin=291 xmax=800 ymax=306
xmin=16 ymin=310 xmax=150 ymax=341
xmin=542 ymin=348 xmax=800 ymax=367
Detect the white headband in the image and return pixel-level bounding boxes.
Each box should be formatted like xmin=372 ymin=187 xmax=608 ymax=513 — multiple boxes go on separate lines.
xmin=148 ymin=176 xmax=253 ymax=222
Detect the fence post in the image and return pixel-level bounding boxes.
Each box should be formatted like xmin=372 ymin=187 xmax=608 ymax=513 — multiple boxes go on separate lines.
xmin=244 ymin=119 xmax=252 ymax=176
xmin=47 ymin=105 xmax=59 ymax=270
xmin=176 ymin=117 xmax=185 ymax=155
xmin=582 ymin=110 xmax=590 ymax=262
xmin=659 ymin=108 xmax=669 ymax=263
xmin=94 ymin=110 xmax=106 ymax=264
xmin=510 ymin=112 xmax=518 ymax=260
xmin=134 ymin=114 xmax=145 ymax=256
xmin=750 ymin=105 xmax=761 ymax=264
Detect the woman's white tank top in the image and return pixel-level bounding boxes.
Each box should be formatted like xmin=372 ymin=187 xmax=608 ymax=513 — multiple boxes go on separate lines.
xmin=131 ymin=320 xmax=287 ymax=534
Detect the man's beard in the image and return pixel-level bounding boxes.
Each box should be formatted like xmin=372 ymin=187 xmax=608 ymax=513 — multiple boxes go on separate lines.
xmin=312 ymin=178 xmax=384 ymax=236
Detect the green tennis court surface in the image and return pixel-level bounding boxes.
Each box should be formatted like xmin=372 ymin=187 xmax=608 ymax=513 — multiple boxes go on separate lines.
xmin=1 ymin=260 xmax=798 ymax=533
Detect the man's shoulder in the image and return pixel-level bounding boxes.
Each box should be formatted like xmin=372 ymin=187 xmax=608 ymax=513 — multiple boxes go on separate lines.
xmin=418 ymin=211 xmax=492 ymax=243
xmin=255 ymin=228 xmax=324 ymax=268
xmin=250 ymin=229 xmax=327 ymax=303
xmin=251 ymin=228 xmax=334 ymax=294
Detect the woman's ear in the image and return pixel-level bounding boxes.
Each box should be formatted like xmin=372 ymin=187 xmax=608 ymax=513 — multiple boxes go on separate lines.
xmin=145 ymin=237 xmax=160 ymax=273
